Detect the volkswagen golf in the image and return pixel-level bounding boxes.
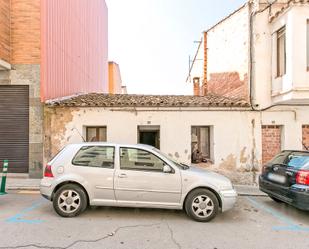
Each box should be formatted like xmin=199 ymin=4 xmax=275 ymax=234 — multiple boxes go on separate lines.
xmin=40 ymin=143 xmax=237 ymax=222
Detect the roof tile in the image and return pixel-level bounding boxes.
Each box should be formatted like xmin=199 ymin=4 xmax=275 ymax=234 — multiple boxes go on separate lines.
xmin=46 ymin=93 xmax=250 ymax=108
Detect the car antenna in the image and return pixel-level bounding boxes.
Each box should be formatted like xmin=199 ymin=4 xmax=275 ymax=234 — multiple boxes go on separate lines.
xmin=71 ymin=127 xmax=86 ymax=142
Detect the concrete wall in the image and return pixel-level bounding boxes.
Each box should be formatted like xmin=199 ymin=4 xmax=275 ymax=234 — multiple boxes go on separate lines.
xmin=253 ymin=3 xmax=309 ymax=107
xmin=206 ymin=4 xmax=249 ymax=100
xmin=44 ymin=105 xmax=309 ymax=184
xmin=44 ymin=107 xmax=258 ymax=184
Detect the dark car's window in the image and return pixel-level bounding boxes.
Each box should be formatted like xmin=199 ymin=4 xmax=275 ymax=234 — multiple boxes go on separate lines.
xmin=120 ymin=147 xmax=165 ymax=172
xmin=269 ymin=151 xmax=290 ymax=165
xmin=72 ymin=146 xmax=115 ymax=168
xmin=286 ymin=153 xmax=309 ymax=170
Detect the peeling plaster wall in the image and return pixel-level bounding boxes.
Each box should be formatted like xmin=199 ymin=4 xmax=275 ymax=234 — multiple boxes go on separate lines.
xmin=45 ymin=107 xmax=262 ymax=184
xmin=44 ymin=106 xmax=309 ymax=184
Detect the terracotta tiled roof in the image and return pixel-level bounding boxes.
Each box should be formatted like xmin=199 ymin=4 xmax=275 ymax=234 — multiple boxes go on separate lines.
xmin=46 ymin=93 xmax=250 ymax=108
xmin=269 ymin=0 xmax=309 ymax=22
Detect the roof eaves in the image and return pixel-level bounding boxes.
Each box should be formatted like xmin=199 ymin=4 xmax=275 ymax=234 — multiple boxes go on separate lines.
xmin=269 ymin=0 xmax=309 ymax=23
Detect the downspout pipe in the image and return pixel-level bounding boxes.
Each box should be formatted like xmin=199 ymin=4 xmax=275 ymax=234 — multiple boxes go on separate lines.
xmin=249 ymin=2 xmax=272 ymax=111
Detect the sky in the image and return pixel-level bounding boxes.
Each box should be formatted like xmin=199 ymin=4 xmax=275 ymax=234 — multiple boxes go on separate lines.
xmin=106 ymin=0 xmax=247 ymax=95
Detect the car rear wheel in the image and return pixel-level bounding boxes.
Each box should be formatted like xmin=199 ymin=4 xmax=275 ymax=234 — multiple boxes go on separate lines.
xmin=185 ymin=189 xmax=219 ymax=222
xmin=53 ymin=184 xmax=87 ymax=217
xmin=269 ymin=195 xmax=283 ymax=203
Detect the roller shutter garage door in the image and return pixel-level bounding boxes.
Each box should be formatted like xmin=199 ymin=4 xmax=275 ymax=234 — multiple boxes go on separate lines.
xmin=0 ymin=85 xmax=29 ymax=173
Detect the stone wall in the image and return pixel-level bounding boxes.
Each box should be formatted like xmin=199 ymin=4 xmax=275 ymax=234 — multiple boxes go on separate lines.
xmin=0 ymin=65 xmax=43 ymax=178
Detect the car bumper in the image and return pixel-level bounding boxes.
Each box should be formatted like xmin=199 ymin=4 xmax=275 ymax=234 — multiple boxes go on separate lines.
xmin=220 ymin=189 xmax=237 ymax=212
xmin=259 ymin=176 xmax=309 ymax=211
xmin=40 ymin=178 xmax=54 ymax=201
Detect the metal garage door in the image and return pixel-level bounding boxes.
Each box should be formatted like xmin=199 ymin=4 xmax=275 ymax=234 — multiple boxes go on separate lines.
xmin=0 ymin=85 xmax=29 ymax=173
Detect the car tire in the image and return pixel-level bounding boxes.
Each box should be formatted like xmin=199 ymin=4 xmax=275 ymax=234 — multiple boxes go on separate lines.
xmin=269 ymin=195 xmax=283 ymax=203
xmin=53 ymin=184 xmax=88 ymax=217
xmin=185 ymin=188 xmax=219 ymax=222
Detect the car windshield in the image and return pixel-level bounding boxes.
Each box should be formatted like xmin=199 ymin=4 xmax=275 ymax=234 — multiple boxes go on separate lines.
xmin=152 ymin=148 xmax=190 ymax=170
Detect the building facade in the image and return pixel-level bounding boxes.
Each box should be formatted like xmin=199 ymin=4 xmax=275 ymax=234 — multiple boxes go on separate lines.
xmin=44 ymin=93 xmax=263 ymax=185
xmin=0 ymin=0 xmax=108 ymax=177
xmin=188 ymin=0 xmax=309 ymax=166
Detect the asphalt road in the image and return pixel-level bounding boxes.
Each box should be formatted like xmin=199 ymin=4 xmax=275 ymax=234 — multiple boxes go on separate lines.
xmin=0 ymin=191 xmax=308 ymax=249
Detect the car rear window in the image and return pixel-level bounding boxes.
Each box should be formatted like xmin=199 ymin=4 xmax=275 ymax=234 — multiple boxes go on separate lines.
xmin=269 ymin=151 xmax=290 ymax=165
xmin=72 ymin=146 xmax=115 ymax=168
xmin=286 ymin=153 xmax=309 ymax=170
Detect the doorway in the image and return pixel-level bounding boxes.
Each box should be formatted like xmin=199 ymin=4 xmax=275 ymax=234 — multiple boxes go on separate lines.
xmin=138 ymin=126 xmax=160 ymax=149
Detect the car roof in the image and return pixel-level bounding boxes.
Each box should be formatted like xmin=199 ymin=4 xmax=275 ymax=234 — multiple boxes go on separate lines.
xmin=282 ymin=150 xmax=309 ymax=154
xmin=68 ymin=142 xmax=156 ymax=150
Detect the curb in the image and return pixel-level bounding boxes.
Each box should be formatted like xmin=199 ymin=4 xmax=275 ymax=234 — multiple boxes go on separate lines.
xmin=7 ymin=186 xmax=40 ymax=191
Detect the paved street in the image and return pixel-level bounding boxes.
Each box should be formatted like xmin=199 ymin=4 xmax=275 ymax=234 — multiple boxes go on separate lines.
xmin=0 ymin=191 xmax=308 ymax=249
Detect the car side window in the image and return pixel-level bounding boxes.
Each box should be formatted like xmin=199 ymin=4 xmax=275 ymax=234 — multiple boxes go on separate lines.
xmin=120 ymin=147 xmax=165 ymax=172
xmin=72 ymin=146 xmax=115 ymax=168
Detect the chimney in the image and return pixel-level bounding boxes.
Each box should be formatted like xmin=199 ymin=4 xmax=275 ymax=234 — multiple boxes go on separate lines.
xmin=193 ymin=77 xmax=200 ymax=96
xmin=202 ymin=31 xmax=208 ymax=96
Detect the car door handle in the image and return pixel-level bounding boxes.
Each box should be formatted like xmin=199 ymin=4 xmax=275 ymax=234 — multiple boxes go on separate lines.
xmin=118 ymin=173 xmax=128 ymax=178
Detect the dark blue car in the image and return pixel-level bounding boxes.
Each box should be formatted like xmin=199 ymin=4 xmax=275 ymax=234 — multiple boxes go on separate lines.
xmin=259 ymin=150 xmax=309 ymax=210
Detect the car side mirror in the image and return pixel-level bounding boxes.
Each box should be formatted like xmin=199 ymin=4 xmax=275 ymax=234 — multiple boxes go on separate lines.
xmin=163 ymin=165 xmax=172 ymax=173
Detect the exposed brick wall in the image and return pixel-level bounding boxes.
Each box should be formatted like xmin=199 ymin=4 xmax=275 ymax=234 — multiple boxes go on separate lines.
xmin=11 ymin=0 xmax=40 ymax=64
xmin=302 ymin=125 xmax=309 ymax=150
xmin=207 ymin=72 xmax=248 ymax=100
xmin=0 ymin=0 xmax=11 ymax=63
xmin=262 ymin=125 xmax=282 ymax=164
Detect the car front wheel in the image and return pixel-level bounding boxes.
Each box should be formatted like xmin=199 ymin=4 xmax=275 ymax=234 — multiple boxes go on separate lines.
xmin=53 ymin=184 xmax=88 ymax=217
xmin=185 ymin=188 xmax=219 ymax=222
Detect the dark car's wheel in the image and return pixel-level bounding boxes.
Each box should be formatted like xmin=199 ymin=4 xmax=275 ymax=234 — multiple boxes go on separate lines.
xmin=269 ymin=195 xmax=283 ymax=203
xmin=53 ymin=184 xmax=88 ymax=217
xmin=185 ymin=189 xmax=219 ymax=222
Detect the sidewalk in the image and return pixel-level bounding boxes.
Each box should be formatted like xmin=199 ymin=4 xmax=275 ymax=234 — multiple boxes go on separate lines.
xmin=4 ymin=177 xmax=267 ymax=196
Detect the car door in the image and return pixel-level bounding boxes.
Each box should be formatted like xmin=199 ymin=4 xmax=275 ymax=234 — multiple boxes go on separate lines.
xmin=114 ymin=147 xmax=182 ymax=207
xmin=71 ymin=145 xmax=116 ymax=203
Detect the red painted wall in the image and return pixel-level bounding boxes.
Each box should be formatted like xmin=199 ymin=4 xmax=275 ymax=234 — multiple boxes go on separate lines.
xmin=41 ymin=0 xmax=108 ymax=101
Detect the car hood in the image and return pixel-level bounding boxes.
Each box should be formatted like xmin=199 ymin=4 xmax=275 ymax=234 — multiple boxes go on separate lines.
xmin=182 ymin=165 xmax=233 ymax=190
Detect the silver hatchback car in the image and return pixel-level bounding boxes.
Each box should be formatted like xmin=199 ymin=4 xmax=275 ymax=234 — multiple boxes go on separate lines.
xmin=40 ymin=143 xmax=237 ymax=222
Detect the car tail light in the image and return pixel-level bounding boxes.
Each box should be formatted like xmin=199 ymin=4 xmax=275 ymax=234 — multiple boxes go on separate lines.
xmin=296 ymin=170 xmax=309 ymax=185
xmin=44 ymin=164 xmax=54 ymax=178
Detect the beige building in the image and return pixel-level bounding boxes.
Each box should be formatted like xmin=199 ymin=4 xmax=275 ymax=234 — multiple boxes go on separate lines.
xmin=188 ymin=0 xmax=309 ymax=166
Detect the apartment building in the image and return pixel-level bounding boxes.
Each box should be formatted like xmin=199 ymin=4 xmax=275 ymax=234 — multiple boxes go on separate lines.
xmin=188 ymin=0 xmax=309 ymax=167
xmin=0 ymin=0 xmax=108 ymax=177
